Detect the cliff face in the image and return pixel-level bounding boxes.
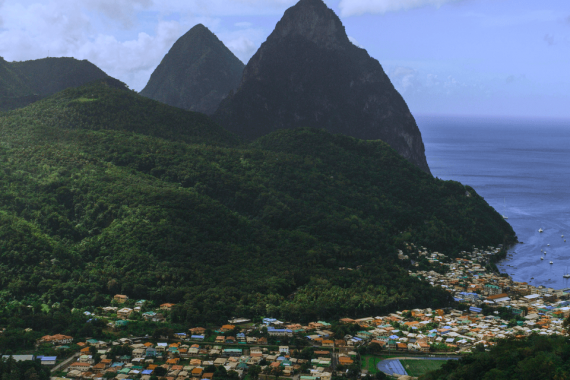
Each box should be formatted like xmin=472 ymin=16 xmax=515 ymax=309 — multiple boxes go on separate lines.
xmin=214 ymin=0 xmax=430 ymax=173
xmin=141 ymin=24 xmax=245 ymax=115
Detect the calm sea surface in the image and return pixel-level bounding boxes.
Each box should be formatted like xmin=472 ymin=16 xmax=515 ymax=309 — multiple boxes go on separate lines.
xmin=417 ymin=115 xmax=570 ymax=289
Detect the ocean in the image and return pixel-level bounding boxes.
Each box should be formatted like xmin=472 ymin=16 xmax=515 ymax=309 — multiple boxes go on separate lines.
xmin=417 ymin=115 xmax=570 ymax=289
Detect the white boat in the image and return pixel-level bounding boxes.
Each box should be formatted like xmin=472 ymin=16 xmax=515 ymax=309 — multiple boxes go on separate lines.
xmin=502 ymin=198 xmax=508 ymax=219
xmin=547 ymin=244 xmax=550 ymax=246
xmin=539 ymin=228 xmax=543 ymax=233
xmin=550 ymin=261 xmax=553 ymax=264
xmin=541 ymin=257 xmax=544 ymax=260
xmin=562 ymin=235 xmax=564 ymax=238
xmin=564 ymin=274 xmax=570 ymax=278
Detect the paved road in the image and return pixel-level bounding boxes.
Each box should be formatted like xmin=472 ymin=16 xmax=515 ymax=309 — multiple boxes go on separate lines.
xmin=51 ymin=352 xmax=79 ymax=373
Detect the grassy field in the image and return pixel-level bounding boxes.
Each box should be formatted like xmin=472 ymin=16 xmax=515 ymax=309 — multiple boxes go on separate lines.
xmin=362 ymin=355 xmax=380 ymax=374
xmin=400 ymin=360 xmax=446 ymax=377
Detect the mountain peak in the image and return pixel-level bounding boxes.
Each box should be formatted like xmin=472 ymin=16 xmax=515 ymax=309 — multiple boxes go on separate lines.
xmin=272 ymin=0 xmax=349 ymax=49
xmin=140 ymin=24 xmax=245 ymax=115
xmin=214 ymin=0 xmax=431 ymax=173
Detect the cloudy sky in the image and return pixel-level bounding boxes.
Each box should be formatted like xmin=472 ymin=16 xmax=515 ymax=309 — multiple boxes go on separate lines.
xmin=1 ymin=0 xmax=569 ymax=119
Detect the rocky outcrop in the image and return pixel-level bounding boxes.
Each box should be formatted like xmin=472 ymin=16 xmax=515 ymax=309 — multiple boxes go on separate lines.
xmin=214 ymin=0 xmax=430 ymax=173
xmin=141 ymin=24 xmax=245 ymax=115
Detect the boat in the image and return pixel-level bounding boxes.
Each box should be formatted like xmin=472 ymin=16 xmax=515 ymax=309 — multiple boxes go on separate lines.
xmin=564 ymin=267 xmax=570 ymax=278
xmin=547 ymin=244 xmax=550 ymax=246
xmin=541 ymin=257 xmax=544 ymax=260
xmin=562 ymin=235 xmax=564 ymax=238
xmin=550 ymin=261 xmax=553 ymax=264
xmin=539 ymin=228 xmax=543 ymax=233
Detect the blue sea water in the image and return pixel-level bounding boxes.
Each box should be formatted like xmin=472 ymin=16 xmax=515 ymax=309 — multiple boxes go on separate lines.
xmin=417 ymin=115 xmax=570 ymax=289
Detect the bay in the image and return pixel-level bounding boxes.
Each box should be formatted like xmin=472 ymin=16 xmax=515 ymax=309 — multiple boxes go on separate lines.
xmin=418 ymin=115 xmax=570 ymax=289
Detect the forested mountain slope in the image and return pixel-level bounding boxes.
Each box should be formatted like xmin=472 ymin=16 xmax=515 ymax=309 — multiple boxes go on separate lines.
xmin=0 ymin=81 xmax=515 ymax=324
xmin=0 ymin=57 xmax=111 ymax=111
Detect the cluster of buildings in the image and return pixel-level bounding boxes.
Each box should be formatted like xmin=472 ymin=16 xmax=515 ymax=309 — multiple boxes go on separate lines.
xmin=50 ymin=333 xmax=356 ymax=380
xmin=378 ymin=245 xmax=570 ymax=352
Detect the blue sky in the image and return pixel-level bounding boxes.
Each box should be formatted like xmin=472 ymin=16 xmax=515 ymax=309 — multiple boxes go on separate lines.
xmin=0 ymin=0 xmax=568 ymax=119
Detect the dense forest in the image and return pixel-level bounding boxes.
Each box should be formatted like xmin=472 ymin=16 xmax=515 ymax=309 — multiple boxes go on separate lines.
xmin=421 ymin=335 xmax=570 ymax=380
xmin=0 ymin=80 xmax=516 ymax=324
xmin=0 ymin=357 xmax=49 ymax=380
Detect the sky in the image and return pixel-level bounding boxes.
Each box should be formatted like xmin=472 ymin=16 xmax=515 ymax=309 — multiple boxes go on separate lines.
xmin=0 ymin=0 xmax=569 ymax=119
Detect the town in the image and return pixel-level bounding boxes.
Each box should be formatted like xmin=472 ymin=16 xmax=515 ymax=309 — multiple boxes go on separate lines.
xmin=4 ymin=246 xmax=570 ymax=380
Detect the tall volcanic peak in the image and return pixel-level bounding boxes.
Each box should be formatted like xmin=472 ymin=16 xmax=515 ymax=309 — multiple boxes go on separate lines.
xmin=141 ymin=24 xmax=245 ymax=115
xmin=214 ymin=0 xmax=430 ymax=173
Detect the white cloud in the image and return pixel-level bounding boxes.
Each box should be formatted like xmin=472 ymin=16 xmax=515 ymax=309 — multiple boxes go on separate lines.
xmin=83 ymin=0 xmax=152 ymax=28
xmin=235 ymin=22 xmax=253 ymax=28
xmin=339 ymin=0 xmax=463 ymax=17
xmin=218 ymin=27 xmax=267 ymax=64
xmin=148 ymin=0 xmax=297 ymax=17
xmin=348 ymin=36 xmax=362 ymax=48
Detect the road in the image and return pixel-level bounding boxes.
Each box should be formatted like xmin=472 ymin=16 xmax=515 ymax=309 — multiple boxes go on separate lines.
xmin=51 ymin=352 xmax=79 ymax=373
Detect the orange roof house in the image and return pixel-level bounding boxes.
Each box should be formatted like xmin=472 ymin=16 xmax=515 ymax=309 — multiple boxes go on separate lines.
xmin=338 ymin=357 xmax=353 ymax=365
xmin=192 ymin=368 xmax=204 ymax=376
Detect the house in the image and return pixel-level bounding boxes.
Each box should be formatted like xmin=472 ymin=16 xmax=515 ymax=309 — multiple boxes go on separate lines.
xmin=258 ymin=337 xmax=268 ymax=345
xmin=192 ymin=367 xmax=203 ymax=377
xmin=114 ymin=294 xmax=129 ymax=303
xmin=133 ymin=348 xmax=146 ymax=358
xmin=189 ymin=327 xmax=207 ymax=335
xmin=39 ymin=356 xmax=57 ymax=366
xmin=267 ymin=328 xmax=293 ymax=337
xmin=39 ymin=334 xmax=73 ymax=345
xmin=117 ymin=308 xmax=133 ymax=320
xmin=322 ymin=340 xmax=334 ymax=348
xmin=160 ymin=303 xmax=176 ymax=311
xmin=418 ymin=342 xmax=430 ymax=352
xmin=1 ymin=355 xmax=35 ymax=362
xmin=338 ymin=356 xmax=353 ymax=366
xmin=135 ymin=300 xmax=147 ymax=307
xmin=279 ymin=346 xmax=289 ymax=355
xmin=92 ymin=363 xmax=106 ymax=372
xmin=146 ymin=347 xmax=157 ymax=357
xmin=69 ymin=362 xmax=91 ymax=372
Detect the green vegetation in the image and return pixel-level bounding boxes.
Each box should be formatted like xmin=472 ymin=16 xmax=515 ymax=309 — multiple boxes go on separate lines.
xmin=362 ymin=355 xmax=380 ymax=375
xmin=420 ymin=336 xmax=570 ymax=380
xmin=0 ymin=80 xmax=515 ymax=325
xmin=400 ymin=360 xmax=446 ymax=377
xmin=0 ymin=56 xmax=111 ymax=111
xmin=0 ymin=357 xmax=50 ymax=380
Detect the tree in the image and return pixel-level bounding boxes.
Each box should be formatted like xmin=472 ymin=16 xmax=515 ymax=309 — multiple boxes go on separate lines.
xmin=249 ymin=365 xmax=262 ymax=380
xmin=154 ymin=367 xmax=167 ymax=376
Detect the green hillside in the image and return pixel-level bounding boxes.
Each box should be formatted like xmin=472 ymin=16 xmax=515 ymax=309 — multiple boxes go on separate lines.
xmin=0 ymin=57 xmax=111 ymax=111
xmin=421 ymin=335 xmax=570 ymax=380
xmin=0 ymin=82 xmax=515 ymax=324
